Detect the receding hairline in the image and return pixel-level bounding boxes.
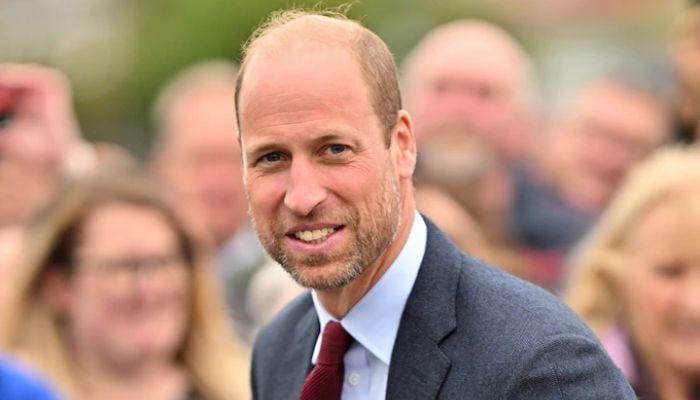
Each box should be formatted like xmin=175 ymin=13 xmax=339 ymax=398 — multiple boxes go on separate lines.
xmin=401 ymin=19 xmax=539 ymax=114
xmin=403 ymin=20 xmax=532 ymax=81
xmin=237 ymin=14 xmax=369 ymax=104
xmin=236 ymin=10 xmax=403 ymax=143
xmin=242 ymin=13 xmax=365 ymax=60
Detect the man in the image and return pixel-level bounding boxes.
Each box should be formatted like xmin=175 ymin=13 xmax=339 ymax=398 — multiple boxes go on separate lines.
xmin=513 ymin=71 xmax=671 ymax=257
xmin=150 ymin=61 xmax=272 ymax=343
xmin=236 ymin=10 xmax=635 ymax=400
xmin=402 ymin=20 xmax=540 ymax=163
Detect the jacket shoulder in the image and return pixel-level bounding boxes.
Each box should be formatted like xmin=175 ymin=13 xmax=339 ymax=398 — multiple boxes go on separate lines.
xmin=416 ymin=220 xmax=635 ymax=398
xmin=251 ymin=292 xmax=316 ymax=400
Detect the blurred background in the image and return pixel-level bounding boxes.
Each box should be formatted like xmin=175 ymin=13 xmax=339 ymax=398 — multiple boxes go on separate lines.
xmin=0 ymin=0 xmax=686 ymax=157
xmin=2 ymin=1 xmax=700 ymax=398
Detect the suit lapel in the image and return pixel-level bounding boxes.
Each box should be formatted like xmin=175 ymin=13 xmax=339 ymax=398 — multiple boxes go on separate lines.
xmin=278 ymin=302 xmax=319 ymax=400
xmin=386 ymin=218 xmax=460 ymax=400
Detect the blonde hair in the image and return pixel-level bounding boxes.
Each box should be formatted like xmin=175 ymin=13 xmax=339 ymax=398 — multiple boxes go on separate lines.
xmin=1 ymin=172 xmax=249 ymax=400
xmin=235 ymin=6 xmax=401 ymax=144
xmin=565 ymin=146 xmax=700 ymax=335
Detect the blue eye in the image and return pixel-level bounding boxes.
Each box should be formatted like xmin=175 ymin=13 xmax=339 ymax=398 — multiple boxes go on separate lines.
xmin=328 ymin=144 xmax=347 ymax=155
xmin=262 ymin=152 xmax=282 ymax=163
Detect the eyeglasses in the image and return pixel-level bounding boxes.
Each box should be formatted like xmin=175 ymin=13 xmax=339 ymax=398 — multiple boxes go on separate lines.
xmin=74 ymin=252 xmax=189 ymax=288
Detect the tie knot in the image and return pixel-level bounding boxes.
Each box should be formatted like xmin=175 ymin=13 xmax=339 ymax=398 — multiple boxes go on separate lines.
xmin=317 ymin=321 xmax=353 ymax=366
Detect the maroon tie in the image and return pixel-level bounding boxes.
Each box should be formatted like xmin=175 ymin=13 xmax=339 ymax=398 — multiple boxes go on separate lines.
xmin=299 ymin=321 xmax=353 ymax=400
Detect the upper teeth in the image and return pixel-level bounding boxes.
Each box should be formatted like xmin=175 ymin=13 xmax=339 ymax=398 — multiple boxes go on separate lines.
xmin=294 ymin=228 xmax=336 ymax=242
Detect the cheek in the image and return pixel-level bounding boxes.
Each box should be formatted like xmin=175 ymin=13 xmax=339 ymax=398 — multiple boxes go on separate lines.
xmin=245 ymin=176 xmax=285 ymax=214
xmin=624 ymin=274 xmax=675 ymax=340
xmin=149 ymin=283 xmax=189 ymax=334
xmin=331 ymin=168 xmax=379 ymax=198
xmin=66 ymin=283 xmax=118 ymax=340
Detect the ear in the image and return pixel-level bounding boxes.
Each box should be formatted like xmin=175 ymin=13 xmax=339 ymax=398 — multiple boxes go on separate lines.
xmin=390 ymin=110 xmax=417 ymax=180
xmin=41 ymin=267 xmax=73 ymax=316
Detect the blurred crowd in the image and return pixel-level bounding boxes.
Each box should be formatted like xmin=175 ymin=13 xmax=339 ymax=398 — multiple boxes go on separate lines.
xmin=0 ymin=1 xmax=699 ymax=399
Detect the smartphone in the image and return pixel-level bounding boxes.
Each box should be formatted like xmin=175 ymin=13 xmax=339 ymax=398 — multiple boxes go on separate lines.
xmin=0 ymin=87 xmax=15 ymax=129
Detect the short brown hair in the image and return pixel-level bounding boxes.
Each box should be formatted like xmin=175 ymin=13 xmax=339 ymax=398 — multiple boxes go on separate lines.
xmin=235 ymin=8 xmax=401 ymax=145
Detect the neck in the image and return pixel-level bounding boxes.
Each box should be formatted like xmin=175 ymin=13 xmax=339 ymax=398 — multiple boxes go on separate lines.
xmin=656 ymin=373 xmax=697 ymax=400
xmin=316 ymin=194 xmax=416 ymax=319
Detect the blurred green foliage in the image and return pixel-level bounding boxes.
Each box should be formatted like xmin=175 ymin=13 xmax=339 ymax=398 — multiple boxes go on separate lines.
xmin=74 ymin=0 xmax=509 ymax=157
xmin=2 ymin=0 xmax=678 ymax=157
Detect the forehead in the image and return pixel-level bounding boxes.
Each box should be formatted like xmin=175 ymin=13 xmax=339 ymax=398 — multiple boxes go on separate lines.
xmin=78 ymin=202 xmax=177 ymax=249
xmin=166 ymin=85 xmax=239 ymax=148
xmin=415 ymin=31 xmax=523 ymax=87
xmin=82 ymin=202 xmax=165 ymax=231
xmin=630 ymin=191 xmax=700 ymax=251
xmin=238 ymin=40 xmax=378 ymax=138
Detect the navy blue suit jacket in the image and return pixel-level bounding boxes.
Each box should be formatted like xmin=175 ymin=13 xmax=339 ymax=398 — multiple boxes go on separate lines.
xmin=251 ymin=218 xmax=635 ymax=399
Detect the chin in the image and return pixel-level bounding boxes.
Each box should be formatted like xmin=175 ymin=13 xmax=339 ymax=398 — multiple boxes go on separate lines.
xmin=126 ymin=327 xmax=183 ymax=354
xmin=288 ymin=264 xmax=344 ymax=289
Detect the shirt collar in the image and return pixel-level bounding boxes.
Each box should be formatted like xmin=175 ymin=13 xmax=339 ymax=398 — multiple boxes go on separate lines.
xmin=311 ymin=211 xmax=427 ymax=365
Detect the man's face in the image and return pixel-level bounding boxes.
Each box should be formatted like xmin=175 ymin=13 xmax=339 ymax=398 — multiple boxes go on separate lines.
xmin=158 ymin=85 xmax=246 ymax=246
xmin=404 ymin=33 xmax=530 ymax=159
xmin=238 ymin=43 xmax=403 ymax=290
xmin=564 ymin=82 xmax=668 ymax=209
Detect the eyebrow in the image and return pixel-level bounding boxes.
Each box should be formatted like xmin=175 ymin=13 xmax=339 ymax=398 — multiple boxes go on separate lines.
xmin=244 ymin=131 xmax=361 ymax=160
xmin=310 ymin=132 xmax=360 ymax=146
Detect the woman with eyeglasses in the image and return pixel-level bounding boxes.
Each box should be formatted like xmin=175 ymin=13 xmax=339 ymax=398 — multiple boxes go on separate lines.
xmin=1 ymin=172 xmax=249 ymax=400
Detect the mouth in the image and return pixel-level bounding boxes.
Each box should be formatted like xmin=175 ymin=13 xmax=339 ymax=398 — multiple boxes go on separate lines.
xmin=287 ymin=225 xmax=344 ymax=244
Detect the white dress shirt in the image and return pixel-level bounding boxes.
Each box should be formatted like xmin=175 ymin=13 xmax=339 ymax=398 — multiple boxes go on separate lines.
xmin=311 ymin=211 xmax=427 ymax=399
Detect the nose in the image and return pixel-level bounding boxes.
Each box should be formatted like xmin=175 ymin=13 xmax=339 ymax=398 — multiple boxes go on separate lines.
xmin=126 ymin=263 xmax=164 ymax=295
xmin=283 ymin=158 xmax=327 ymax=217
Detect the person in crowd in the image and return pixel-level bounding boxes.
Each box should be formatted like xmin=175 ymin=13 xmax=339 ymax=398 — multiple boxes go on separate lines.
xmin=415 ymin=128 xmax=529 ymax=280
xmin=236 ymin=9 xmax=634 ymax=399
xmin=0 ymin=62 xmax=97 ymax=336
xmin=150 ymin=60 xmax=279 ymax=344
xmin=566 ymin=148 xmax=700 ymax=399
xmin=1 ymin=172 xmax=249 ymax=400
xmin=414 ymin=185 xmax=493 ymax=261
xmin=670 ymin=1 xmax=700 ymax=144
xmin=401 ymin=19 xmax=540 ymax=163
xmin=0 ymin=63 xmax=94 ymax=227
xmin=512 ymin=69 xmax=671 ymax=289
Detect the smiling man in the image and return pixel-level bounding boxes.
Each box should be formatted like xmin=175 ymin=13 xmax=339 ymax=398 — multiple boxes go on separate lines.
xmin=235 ymin=9 xmax=635 ymax=400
